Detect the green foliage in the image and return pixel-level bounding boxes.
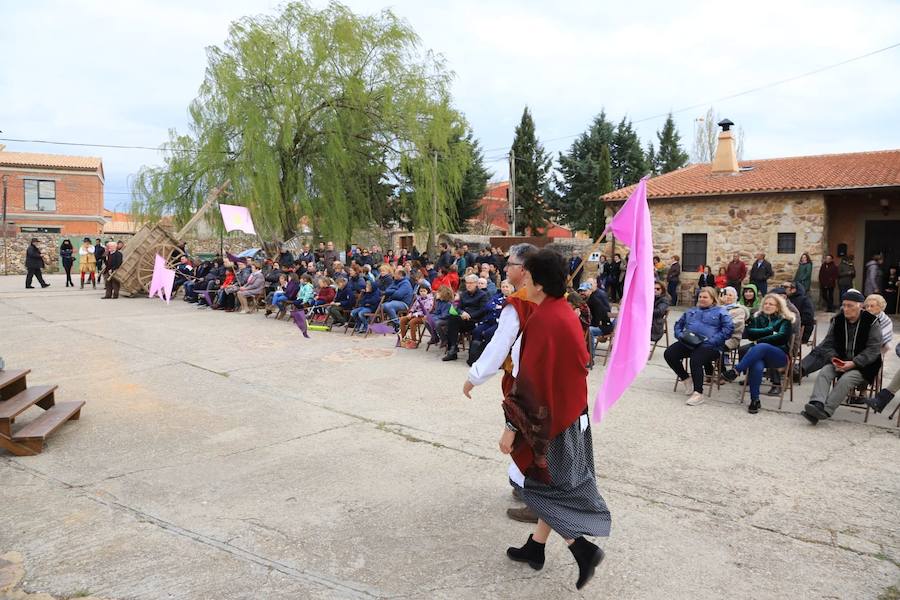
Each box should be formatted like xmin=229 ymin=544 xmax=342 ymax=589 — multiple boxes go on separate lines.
xmin=452 ymin=133 xmax=491 ymax=232
xmin=547 ymin=111 xmax=615 ymax=240
xmin=655 ymin=112 xmax=689 ymax=173
xmin=131 ymin=1 xmax=468 ymax=243
xmin=511 ymin=107 xmax=552 ymax=235
xmin=610 ymin=117 xmax=648 ymax=189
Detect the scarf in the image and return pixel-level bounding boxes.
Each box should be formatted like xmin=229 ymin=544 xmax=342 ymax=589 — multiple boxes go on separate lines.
xmin=502 ymin=296 xmax=589 ymax=483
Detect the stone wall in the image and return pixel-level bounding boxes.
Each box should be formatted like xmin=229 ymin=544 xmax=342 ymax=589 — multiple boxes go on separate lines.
xmin=605 ymin=192 xmax=827 ymax=302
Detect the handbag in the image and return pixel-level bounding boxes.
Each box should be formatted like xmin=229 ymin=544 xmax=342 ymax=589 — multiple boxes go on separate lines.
xmin=679 ymin=330 xmax=707 ymax=348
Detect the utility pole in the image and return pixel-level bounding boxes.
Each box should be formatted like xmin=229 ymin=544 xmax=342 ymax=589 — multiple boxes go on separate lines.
xmin=508 ymin=149 xmax=516 ymax=237
xmin=430 ymin=150 xmax=438 ymax=259
xmin=2 ymin=175 xmax=7 ymax=275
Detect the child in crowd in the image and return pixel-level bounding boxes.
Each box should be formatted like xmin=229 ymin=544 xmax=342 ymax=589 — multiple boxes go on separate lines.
xmin=426 ymin=285 xmax=454 ymax=347
xmin=399 ymin=285 xmax=434 ymax=348
xmin=296 ymin=274 xmax=315 ymax=308
xmin=351 ymin=279 xmax=382 ymax=333
xmin=310 ymin=277 xmax=336 ymax=322
xmin=715 ymin=267 xmax=728 ymax=290
xmin=328 ymin=278 xmax=356 ymax=325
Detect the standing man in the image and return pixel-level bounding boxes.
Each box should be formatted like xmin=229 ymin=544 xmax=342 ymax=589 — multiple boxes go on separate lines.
xmin=864 ymin=253 xmax=883 ymax=296
xmin=568 ymin=250 xmax=584 ymax=290
xmin=749 ymin=252 xmax=774 ymax=295
xmin=462 ymin=243 xmax=539 ymax=523
xmin=436 ymin=242 xmax=452 ymax=270
xmin=94 ymin=238 xmax=106 ymax=284
xmin=725 ymin=253 xmax=747 ymax=291
xmin=818 ymin=254 xmax=839 ymax=312
xmin=323 ymin=241 xmax=339 ymax=267
xmin=666 ymin=255 xmax=681 ymax=306
xmin=102 ymin=242 xmax=123 ymax=299
xmin=24 ymin=238 xmax=50 ymax=289
xmin=838 ymin=254 xmax=856 ymax=300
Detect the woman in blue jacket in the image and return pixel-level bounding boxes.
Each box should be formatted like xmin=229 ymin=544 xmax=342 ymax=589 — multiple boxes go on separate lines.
xmin=722 ymin=294 xmax=795 ymax=414
xmin=351 ymin=279 xmax=382 ymax=333
xmin=664 ymin=286 xmax=734 ymax=406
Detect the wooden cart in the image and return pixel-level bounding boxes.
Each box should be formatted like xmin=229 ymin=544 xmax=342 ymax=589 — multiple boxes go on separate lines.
xmin=111 ymin=181 xmax=230 ymax=297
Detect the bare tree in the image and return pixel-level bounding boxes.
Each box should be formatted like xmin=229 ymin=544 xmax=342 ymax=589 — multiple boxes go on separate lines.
xmin=692 ymin=106 xmax=746 ymax=163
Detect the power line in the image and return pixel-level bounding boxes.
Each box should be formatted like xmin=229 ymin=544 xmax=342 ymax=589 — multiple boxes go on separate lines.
xmin=2 ymin=40 xmax=897 ymax=158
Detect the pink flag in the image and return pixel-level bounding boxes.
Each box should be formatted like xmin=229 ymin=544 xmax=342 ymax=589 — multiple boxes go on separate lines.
xmin=219 ymin=203 xmax=256 ymax=235
xmin=148 ymin=254 xmax=176 ymax=304
xmin=594 ymin=176 xmax=654 ymax=422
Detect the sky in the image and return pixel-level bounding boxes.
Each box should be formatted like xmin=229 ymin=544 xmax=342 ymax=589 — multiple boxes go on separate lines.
xmin=1 ymin=0 xmax=899 ymax=210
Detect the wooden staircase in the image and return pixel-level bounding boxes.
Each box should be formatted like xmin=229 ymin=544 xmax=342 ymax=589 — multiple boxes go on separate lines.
xmin=0 ymin=368 xmax=84 ymax=456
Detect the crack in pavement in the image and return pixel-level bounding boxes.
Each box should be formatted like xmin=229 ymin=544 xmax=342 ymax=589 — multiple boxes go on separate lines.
xmin=0 ymin=458 xmax=390 ymax=599
xmin=748 ymin=523 xmax=900 ymax=568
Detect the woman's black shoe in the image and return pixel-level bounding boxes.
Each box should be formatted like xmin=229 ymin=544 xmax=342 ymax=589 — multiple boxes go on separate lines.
xmin=569 ymin=537 xmax=604 ymax=590
xmin=506 ymin=534 xmax=545 ymax=570
xmin=748 ymin=399 xmax=761 ymax=414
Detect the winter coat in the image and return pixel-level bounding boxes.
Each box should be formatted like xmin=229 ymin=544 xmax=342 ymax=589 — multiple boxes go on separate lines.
xmin=297 ymin=282 xmax=315 ymax=304
xmin=315 ymin=286 xmax=336 ymax=304
xmin=725 ymin=259 xmax=747 ymax=283
xmin=651 ymin=295 xmax=669 ymax=342
xmin=697 ymin=273 xmax=715 ymax=289
xmin=334 ymin=285 xmax=355 ymax=309
xmin=723 ymin=304 xmax=748 ymax=351
xmin=838 ymin=259 xmax=855 ymax=288
xmin=739 ymin=282 xmax=761 ymax=310
xmin=794 ymin=262 xmax=812 ymax=294
xmin=25 ymin=244 xmax=44 ymax=269
xmin=864 ymin=260 xmax=882 ymax=296
xmin=588 ymin=289 xmax=612 ymax=328
xmin=284 ymin=280 xmax=300 ymax=301
xmin=788 ymin=285 xmax=816 ymax=327
xmin=673 ymin=304 xmax=734 ymax=350
xmin=347 ymin=275 xmax=367 ymax=295
xmin=749 ymin=259 xmax=774 ymax=283
xmin=60 ymin=245 xmax=74 ymax=265
xmin=432 ymin=299 xmax=452 ymax=320
xmin=666 ymin=261 xmax=681 ymax=283
xmin=240 ymin=271 xmax=265 ymax=295
xmin=359 ymin=288 xmax=382 ymax=310
xmin=457 ymin=288 xmax=489 ymax=321
xmin=384 ymin=277 xmax=414 ymax=306
xmin=819 ymin=262 xmax=839 ymax=288
xmin=409 ymin=294 xmax=434 ymax=317
xmin=377 ymin=274 xmax=392 ymax=291
xmin=744 ymin=313 xmax=793 ymax=355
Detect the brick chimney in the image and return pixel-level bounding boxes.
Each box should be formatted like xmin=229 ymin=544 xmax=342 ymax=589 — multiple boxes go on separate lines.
xmin=711 ymin=119 xmax=739 ymax=174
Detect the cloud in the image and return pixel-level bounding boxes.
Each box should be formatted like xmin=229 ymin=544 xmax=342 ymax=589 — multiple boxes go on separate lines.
xmin=0 ymin=0 xmax=897 ymax=206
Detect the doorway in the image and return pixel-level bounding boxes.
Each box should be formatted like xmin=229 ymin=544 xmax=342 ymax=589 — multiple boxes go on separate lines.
xmin=864 ymin=220 xmax=900 ymax=269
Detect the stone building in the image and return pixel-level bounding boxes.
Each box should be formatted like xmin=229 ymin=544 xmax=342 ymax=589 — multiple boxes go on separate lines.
xmin=0 ymin=147 xmax=105 ymax=236
xmin=603 ymin=122 xmax=900 ymax=300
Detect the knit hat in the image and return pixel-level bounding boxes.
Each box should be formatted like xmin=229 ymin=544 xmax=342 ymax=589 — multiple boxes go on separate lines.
xmin=578 ymin=282 xmax=592 ymax=291
xmin=842 ymin=290 xmax=865 ymax=302
xmin=770 ymin=287 xmax=787 ymax=295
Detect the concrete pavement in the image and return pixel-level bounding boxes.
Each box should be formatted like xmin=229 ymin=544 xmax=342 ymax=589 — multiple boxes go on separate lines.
xmin=0 ymin=272 xmax=898 ymax=599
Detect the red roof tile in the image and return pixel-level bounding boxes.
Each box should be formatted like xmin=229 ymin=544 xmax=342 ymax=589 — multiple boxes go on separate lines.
xmin=603 ymin=149 xmax=900 ymax=201
xmin=0 ymin=150 xmax=103 ymax=171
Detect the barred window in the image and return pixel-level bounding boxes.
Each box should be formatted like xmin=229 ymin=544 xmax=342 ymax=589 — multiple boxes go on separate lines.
xmin=682 ymin=233 xmax=707 ymax=272
xmin=777 ymin=232 xmax=796 ymax=254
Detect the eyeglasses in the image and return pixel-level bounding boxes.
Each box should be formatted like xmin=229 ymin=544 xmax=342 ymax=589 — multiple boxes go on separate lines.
xmin=506 ymin=261 xmax=523 ymax=267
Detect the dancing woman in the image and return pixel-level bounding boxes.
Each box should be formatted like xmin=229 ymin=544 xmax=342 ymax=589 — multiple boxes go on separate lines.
xmin=502 ymin=249 xmax=611 ymax=590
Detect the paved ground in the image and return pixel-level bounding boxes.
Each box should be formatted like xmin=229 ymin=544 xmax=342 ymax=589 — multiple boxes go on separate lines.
xmin=0 ymin=272 xmax=898 ymax=600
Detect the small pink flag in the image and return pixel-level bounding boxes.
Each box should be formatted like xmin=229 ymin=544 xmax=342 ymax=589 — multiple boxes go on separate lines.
xmin=148 ymin=254 xmax=176 ymax=304
xmin=219 ymin=203 xmax=256 ymax=235
xmin=594 ymin=176 xmax=654 ymax=422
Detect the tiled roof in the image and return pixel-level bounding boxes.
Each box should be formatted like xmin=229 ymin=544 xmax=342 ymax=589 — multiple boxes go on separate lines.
xmin=603 ymin=149 xmax=900 ymax=201
xmin=0 ymin=151 xmax=103 ymax=171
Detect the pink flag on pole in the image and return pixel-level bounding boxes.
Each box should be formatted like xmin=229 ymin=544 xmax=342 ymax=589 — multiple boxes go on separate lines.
xmin=219 ymin=203 xmax=256 ymax=235
xmin=148 ymin=254 xmax=176 ymax=304
xmin=594 ymin=176 xmax=654 ymax=422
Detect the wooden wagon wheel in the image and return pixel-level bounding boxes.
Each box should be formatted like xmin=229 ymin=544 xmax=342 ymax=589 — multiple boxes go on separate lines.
xmin=135 ymin=241 xmax=186 ymax=293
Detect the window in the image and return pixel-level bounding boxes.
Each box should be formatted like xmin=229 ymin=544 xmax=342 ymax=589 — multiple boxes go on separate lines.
xmin=777 ymin=232 xmax=796 ymax=254
xmin=682 ymin=233 xmax=707 ymax=272
xmin=24 ymin=179 xmax=56 ymax=212
xmin=20 ymin=226 xmax=60 ymax=234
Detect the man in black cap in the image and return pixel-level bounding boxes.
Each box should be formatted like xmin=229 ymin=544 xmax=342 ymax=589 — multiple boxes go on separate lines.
xmin=799 ymin=290 xmax=883 ymax=424
xmin=24 ymin=238 xmax=50 ymax=289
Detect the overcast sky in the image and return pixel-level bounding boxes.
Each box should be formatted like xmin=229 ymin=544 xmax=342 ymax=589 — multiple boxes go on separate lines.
xmin=1 ymin=0 xmax=898 ymax=209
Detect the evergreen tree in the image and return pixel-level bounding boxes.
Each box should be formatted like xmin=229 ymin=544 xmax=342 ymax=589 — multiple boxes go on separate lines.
xmin=511 ymin=107 xmax=552 ymax=235
xmin=451 ymin=133 xmax=491 ymax=232
xmin=645 ymin=142 xmax=658 ymax=176
xmin=656 ymin=112 xmax=689 ymax=173
xmin=546 ymin=111 xmax=615 ymax=239
xmin=610 ymin=118 xmax=648 ymax=189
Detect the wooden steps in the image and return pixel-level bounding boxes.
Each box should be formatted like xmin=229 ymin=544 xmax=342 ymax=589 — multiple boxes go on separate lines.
xmin=0 ymin=369 xmax=83 ymax=456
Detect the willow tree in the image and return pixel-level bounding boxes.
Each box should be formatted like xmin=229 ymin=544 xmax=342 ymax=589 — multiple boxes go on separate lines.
xmin=132 ymin=1 xmax=467 ymax=243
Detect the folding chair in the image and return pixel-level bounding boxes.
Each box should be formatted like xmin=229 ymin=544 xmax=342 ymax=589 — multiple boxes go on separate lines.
xmin=344 ymin=292 xmax=363 ymax=334
xmin=362 ymin=297 xmax=387 ymax=338
xmin=837 ymin=366 xmax=882 ymax=423
xmin=672 ymin=350 xmax=724 ymax=398
xmin=795 ymin=325 xmax=807 ymax=384
xmin=740 ymin=336 xmax=795 ymax=410
xmin=649 ymin=310 xmax=670 ymax=360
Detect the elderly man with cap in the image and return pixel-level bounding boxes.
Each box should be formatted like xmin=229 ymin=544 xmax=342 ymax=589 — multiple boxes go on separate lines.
xmin=24 ymin=238 xmax=50 ymax=289
xmin=799 ymin=290 xmax=883 ymax=424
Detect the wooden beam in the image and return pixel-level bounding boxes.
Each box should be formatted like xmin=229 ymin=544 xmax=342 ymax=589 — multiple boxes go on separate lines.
xmin=175 ymin=180 xmax=231 ymax=240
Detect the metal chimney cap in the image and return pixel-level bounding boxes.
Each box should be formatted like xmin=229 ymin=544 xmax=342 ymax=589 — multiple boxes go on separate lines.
xmin=717 ymin=119 xmax=734 ymax=132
